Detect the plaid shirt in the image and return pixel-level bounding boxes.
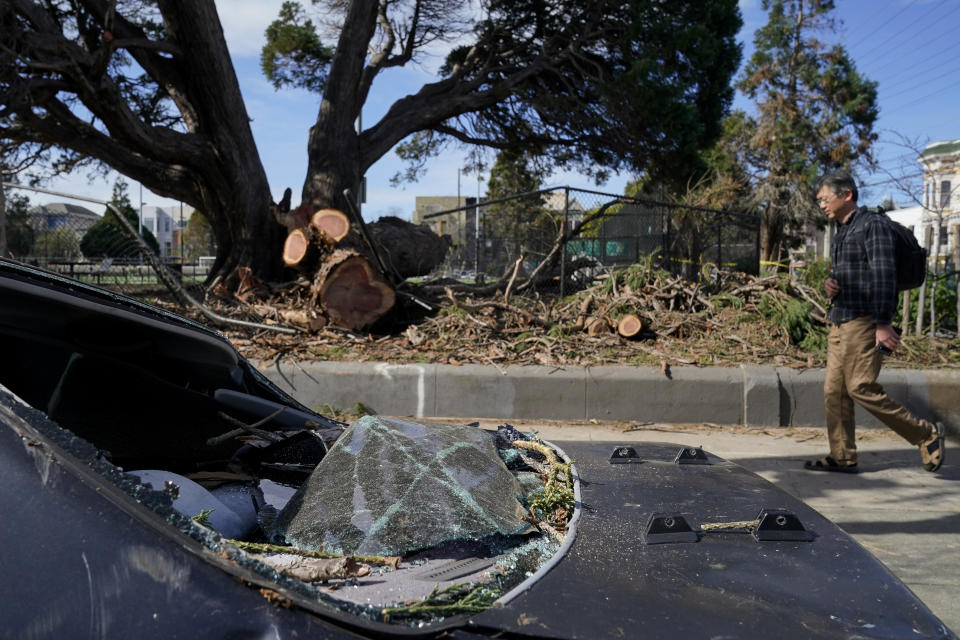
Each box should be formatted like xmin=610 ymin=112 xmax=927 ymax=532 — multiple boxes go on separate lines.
xmin=828 ymin=206 xmax=898 ymax=326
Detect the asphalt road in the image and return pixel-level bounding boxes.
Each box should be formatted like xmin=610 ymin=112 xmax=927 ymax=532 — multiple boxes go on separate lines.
xmin=458 ymin=418 xmax=959 ymax=635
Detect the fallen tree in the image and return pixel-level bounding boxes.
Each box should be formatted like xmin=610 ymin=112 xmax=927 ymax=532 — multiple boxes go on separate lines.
xmin=262 ymin=200 xmax=450 ymax=331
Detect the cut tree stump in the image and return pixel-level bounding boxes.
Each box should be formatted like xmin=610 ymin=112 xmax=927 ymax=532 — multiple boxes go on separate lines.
xmin=283 ymin=227 xmax=317 ymax=270
xmin=617 ymin=314 xmax=643 ymax=339
xmin=585 ymin=316 xmax=612 ymax=337
xmin=311 ymin=209 xmax=350 ymax=245
xmin=313 ymin=250 xmax=396 ymax=331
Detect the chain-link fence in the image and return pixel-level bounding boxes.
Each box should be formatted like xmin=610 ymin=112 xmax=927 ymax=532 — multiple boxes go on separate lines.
xmin=421 ymin=186 xmax=759 ymax=292
xmin=2 ymin=184 xmax=213 ymax=289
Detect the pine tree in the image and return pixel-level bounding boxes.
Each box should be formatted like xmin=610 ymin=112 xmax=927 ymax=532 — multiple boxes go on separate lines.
xmin=737 ymin=0 xmax=878 ymax=269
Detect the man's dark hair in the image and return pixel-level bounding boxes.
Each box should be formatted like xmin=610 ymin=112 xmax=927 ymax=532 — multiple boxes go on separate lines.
xmin=817 ymin=170 xmax=859 ymax=202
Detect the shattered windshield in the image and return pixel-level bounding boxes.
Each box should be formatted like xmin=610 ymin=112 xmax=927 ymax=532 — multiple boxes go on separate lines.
xmin=272 ymin=416 xmax=531 ymax=556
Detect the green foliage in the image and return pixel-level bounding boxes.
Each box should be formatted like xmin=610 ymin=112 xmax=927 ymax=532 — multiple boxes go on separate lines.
xmin=528 ymin=482 xmax=575 ymax=523
xmin=391 ymin=132 xmax=447 ymax=185
xmin=796 ymin=258 xmax=832 ymax=294
xmin=182 ymin=211 xmax=216 ymax=261
xmin=757 ymin=291 xmax=822 ymax=347
xmin=353 ymin=402 xmax=375 ymax=417
xmin=711 ymin=293 xmax=745 ymax=310
xmin=192 ymin=508 xmax=215 ymax=527
xmin=34 ymin=228 xmax=82 ymax=259
xmin=260 ymin=1 xmax=332 ymax=92
xmin=895 ymin=273 xmax=958 ymax=333
xmin=600 ymin=259 xmax=666 ymax=296
xmin=315 ymin=402 xmax=375 ymax=422
xmin=81 ymin=179 xmax=160 ymax=258
xmin=392 ymin=0 xmax=743 ymax=186
xmin=382 ymin=582 xmax=500 ymax=622
xmin=483 ymin=149 xmax=555 ymax=276
xmin=2 ymin=192 xmax=36 ymax=256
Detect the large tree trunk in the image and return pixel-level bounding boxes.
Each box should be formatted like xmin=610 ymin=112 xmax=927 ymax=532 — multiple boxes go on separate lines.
xmin=156 ymin=0 xmax=285 ymax=284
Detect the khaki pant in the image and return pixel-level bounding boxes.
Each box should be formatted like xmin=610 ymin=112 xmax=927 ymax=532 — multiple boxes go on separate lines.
xmin=824 ymin=316 xmax=932 ymax=465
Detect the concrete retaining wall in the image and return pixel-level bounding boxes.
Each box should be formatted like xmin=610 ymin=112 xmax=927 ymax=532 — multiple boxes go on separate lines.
xmin=256 ymin=360 xmax=960 ymax=435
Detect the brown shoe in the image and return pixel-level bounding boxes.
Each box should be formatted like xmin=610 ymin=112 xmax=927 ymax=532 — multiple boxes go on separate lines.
xmin=920 ymin=422 xmax=945 ymax=472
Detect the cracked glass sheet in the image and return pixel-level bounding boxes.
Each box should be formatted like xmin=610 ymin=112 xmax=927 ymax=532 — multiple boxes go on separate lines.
xmin=274 ymin=416 xmax=529 ymax=556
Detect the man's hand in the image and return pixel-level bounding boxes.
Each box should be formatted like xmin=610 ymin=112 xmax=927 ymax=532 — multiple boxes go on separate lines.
xmin=824 ymin=277 xmax=840 ymax=299
xmin=876 ymin=324 xmax=901 ymax=353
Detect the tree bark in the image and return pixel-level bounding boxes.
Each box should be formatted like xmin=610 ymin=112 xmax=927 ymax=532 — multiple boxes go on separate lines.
xmin=367 ymin=217 xmax=451 ymax=278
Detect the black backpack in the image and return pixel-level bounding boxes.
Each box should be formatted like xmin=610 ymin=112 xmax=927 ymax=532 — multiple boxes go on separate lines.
xmin=855 ymin=207 xmax=927 ymax=291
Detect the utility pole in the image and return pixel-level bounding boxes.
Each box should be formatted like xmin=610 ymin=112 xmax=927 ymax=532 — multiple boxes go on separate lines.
xmin=179 ymin=201 xmax=184 ymax=260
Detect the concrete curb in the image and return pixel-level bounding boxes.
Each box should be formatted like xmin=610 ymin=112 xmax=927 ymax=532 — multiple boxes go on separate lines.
xmin=256 ymin=360 xmax=960 ymax=435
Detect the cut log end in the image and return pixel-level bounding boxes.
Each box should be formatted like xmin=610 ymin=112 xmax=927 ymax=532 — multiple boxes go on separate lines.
xmin=311 ymin=208 xmax=350 ymax=244
xmin=283 ymin=228 xmax=315 ymax=269
xmin=617 ymin=314 xmax=643 ymax=339
xmin=316 ymin=250 xmax=395 ymax=331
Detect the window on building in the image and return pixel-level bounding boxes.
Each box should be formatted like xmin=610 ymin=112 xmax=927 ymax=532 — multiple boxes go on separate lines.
xmin=941 ymin=181 xmax=951 ymax=208
xmin=940 ymin=225 xmax=949 ymax=246
xmin=165 ymin=218 xmax=170 ymax=232
xmin=925 ymin=183 xmax=930 ymax=208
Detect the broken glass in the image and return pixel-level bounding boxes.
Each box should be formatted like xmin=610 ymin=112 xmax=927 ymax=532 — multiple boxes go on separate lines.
xmin=273 ymin=416 xmax=530 ymax=556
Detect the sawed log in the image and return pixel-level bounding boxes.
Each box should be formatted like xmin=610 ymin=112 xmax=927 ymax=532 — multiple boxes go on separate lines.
xmin=617 ymin=314 xmax=644 ymax=339
xmin=283 ymin=209 xmax=351 ymax=271
xmin=311 ymin=208 xmax=350 ymax=245
xmin=313 ymin=249 xmax=396 ymax=331
xmin=283 ymin=227 xmax=316 ymax=270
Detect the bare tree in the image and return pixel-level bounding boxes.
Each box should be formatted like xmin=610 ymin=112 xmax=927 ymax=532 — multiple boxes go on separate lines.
xmin=871 ymin=133 xmax=960 ymax=337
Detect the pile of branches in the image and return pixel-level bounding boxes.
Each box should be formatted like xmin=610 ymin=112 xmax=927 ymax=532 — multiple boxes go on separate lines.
xmin=201 ymin=262 xmax=833 ymax=369
xmin=156 ymin=259 xmax=959 ymax=371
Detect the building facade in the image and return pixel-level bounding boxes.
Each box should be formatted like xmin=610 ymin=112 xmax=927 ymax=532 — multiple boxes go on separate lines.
xmin=916 ymin=139 xmax=960 ymax=270
xmin=141 ymin=205 xmax=193 ymax=258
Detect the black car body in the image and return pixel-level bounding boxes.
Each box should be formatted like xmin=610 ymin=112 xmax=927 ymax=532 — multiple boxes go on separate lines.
xmin=0 ymin=257 xmax=954 ymax=639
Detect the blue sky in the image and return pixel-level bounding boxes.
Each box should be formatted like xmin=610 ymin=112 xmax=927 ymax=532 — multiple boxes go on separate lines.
xmin=25 ymin=0 xmax=960 ymax=218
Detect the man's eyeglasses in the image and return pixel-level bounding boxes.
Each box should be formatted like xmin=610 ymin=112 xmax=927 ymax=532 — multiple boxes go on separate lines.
xmin=817 ymin=191 xmax=846 ymax=206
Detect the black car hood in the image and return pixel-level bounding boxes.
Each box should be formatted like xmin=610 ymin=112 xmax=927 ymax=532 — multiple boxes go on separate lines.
xmin=470 ymin=441 xmax=952 ymax=640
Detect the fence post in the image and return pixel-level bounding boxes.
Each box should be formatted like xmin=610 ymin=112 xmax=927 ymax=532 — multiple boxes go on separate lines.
xmin=755 ymin=216 xmax=762 ymax=276
xmin=717 ymin=218 xmax=722 ymax=272
xmin=663 ymin=203 xmax=670 ymax=270
xmin=561 ymin=188 xmax=569 ymax=298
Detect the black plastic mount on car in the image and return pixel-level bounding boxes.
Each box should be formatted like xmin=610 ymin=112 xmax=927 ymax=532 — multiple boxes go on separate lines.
xmin=642 ymin=512 xmax=699 ymax=544
xmin=609 ymin=445 xmax=642 ymax=464
xmin=674 ymin=446 xmax=710 ymax=465
xmin=752 ymin=508 xmax=815 ymax=542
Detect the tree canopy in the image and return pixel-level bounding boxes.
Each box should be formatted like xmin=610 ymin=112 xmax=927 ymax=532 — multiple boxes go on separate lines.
xmin=1 ymin=0 xmax=743 ymax=284
xmin=732 ymin=0 xmax=878 ymax=266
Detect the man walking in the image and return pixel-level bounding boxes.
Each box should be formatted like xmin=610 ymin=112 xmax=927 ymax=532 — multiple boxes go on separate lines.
xmin=806 ymin=169 xmax=945 ymax=473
